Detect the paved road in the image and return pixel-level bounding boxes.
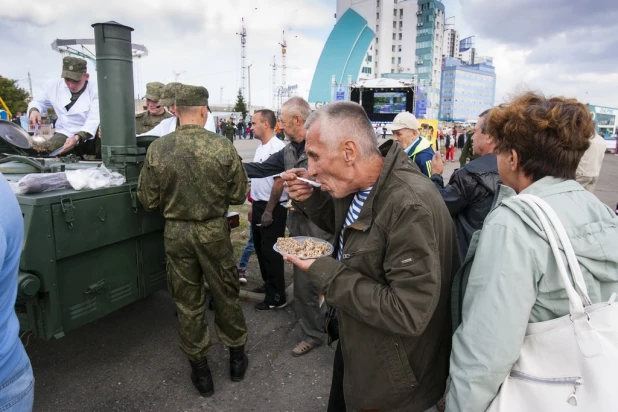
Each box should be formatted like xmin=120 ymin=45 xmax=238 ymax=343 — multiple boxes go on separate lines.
xmin=27 ymin=292 xmax=333 ymax=412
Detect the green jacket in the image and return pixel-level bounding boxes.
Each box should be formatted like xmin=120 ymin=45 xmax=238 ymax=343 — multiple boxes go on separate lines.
xmin=295 ymin=140 xmax=460 ymax=412
xmin=447 ymin=177 xmax=618 ymax=412
xmin=137 ymin=124 xmax=247 ymax=223
xmin=458 ymin=131 xmax=476 ymax=167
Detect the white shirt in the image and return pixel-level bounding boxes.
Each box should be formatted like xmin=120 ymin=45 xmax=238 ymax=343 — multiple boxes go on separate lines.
xmin=139 ymin=113 xmax=216 ymax=137
xmin=27 ymin=79 xmax=99 ymax=140
xmin=250 ymin=136 xmax=288 ymax=202
xmin=576 ymin=134 xmax=606 ymax=178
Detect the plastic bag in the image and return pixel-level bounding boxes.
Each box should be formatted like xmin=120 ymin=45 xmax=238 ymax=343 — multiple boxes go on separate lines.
xmin=11 ymin=173 xmax=71 ymax=194
xmin=65 ymin=165 xmax=126 ymax=190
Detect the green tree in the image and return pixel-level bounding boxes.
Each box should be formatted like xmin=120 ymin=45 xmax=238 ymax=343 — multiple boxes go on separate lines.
xmin=233 ymin=88 xmax=248 ymax=119
xmin=0 ymin=76 xmax=29 ymax=115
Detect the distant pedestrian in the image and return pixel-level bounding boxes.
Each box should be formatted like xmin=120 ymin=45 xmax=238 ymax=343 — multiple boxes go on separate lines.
xmin=457 ymin=131 xmax=465 ymax=149
xmin=381 ymin=124 xmax=387 ymax=139
xmin=576 ymin=133 xmax=606 ymax=192
xmin=445 ymin=130 xmax=456 ymax=162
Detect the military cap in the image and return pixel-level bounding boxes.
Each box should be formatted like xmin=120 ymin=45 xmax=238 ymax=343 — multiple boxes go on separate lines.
xmin=144 ymin=82 xmax=165 ymax=101
xmin=61 ymin=56 xmax=88 ymax=81
xmin=160 ymin=82 xmax=183 ymax=107
xmin=175 ymin=85 xmax=209 ymax=107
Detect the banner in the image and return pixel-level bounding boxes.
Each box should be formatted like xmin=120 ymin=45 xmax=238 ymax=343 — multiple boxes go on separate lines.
xmin=419 ymin=119 xmax=439 ymax=151
xmin=331 ymin=85 xmax=349 ymax=102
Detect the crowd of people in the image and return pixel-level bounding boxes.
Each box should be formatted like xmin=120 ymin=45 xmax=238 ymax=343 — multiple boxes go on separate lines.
xmin=2 ymin=56 xmax=618 ymax=411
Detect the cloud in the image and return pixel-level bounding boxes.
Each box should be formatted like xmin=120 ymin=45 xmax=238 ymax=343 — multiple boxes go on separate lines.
xmin=448 ymin=0 xmax=618 ymax=108
xmin=0 ymin=0 xmax=334 ymax=108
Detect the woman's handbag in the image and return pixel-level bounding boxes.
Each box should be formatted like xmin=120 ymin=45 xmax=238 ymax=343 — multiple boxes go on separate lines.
xmin=487 ymin=194 xmax=618 ymax=411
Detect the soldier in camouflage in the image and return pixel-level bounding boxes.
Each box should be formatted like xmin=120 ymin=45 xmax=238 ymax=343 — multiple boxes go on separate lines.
xmin=135 ymin=82 xmax=173 ymax=134
xmin=137 ymin=85 xmax=249 ymax=397
xmin=221 ymin=118 xmax=236 ymax=143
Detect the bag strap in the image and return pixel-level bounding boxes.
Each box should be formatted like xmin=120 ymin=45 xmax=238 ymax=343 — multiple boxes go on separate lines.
xmin=517 ymin=194 xmax=592 ymax=305
xmin=515 ymin=194 xmax=591 ymax=316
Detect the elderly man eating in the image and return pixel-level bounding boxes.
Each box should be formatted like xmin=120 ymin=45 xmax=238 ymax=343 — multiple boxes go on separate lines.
xmin=281 ymin=101 xmax=459 ymax=412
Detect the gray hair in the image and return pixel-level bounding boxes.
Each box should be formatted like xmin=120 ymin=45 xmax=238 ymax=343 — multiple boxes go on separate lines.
xmin=304 ymin=101 xmax=379 ymax=158
xmin=281 ymin=96 xmax=311 ymax=121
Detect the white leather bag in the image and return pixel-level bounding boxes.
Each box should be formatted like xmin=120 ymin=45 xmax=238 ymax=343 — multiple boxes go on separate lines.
xmin=487 ymin=194 xmax=618 ymax=411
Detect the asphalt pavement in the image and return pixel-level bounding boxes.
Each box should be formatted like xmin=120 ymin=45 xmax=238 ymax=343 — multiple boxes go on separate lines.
xmin=27 ymin=291 xmax=334 ymax=412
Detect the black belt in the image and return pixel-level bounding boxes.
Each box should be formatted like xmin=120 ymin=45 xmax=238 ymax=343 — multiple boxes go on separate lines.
xmin=253 ymin=200 xmax=288 ymax=205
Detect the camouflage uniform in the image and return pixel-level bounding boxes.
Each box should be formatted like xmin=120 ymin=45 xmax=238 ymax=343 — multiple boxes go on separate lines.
xmin=137 ymin=85 xmax=249 ymax=362
xmin=222 ymin=121 xmax=235 ymax=143
xmin=135 ymin=82 xmax=173 ymax=134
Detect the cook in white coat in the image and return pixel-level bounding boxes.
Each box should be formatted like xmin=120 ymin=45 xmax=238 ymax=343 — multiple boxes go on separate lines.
xmin=28 ymin=57 xmax=99 ymax=155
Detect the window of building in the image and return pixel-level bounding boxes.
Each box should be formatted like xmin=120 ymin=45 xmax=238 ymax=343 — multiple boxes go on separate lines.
xmin=394 ymin=9 xmax=397 ymax=16
xmin=392 ymin=57 xmax=395 ymax=64
xmin=376 ymin=12 xmax=380 ymax=19
xmin=398 ymin=57 xmax=401 ymax=64
xmin=392 ymin=45 xmax=396 ymax=52
xmin=391 ymin=69 xmax=395 ymax=73
xmin=399 ymin=33 xmax=402 ymax=40
xmin=377 ymin=0 xmax=380 ymax=5
xmin=392 ymin=33 xmax=396 ymax=40
xmin=377 ymin=24 xmax=380 ymax=31
xmin=398 ymin=45 xmax=402 ymax=52
xmin=376 ymin=37 xmax=379 ymax=43
xmin=399 ymin=21 xmax=403 ymax=29
xmin=393 ymin=21 xmax=397 ymax=28
xmin=362 ymin=67 xmax=373 ymax=74
xmin=367 ymin=55 xmax=373 ymax=62
xmin=400 ymin=9 xmax=403 ymax=18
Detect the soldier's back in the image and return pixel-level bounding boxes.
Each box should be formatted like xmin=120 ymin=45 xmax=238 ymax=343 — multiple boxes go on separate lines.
xmin=147 ymin=124 xmax=242 ymax=221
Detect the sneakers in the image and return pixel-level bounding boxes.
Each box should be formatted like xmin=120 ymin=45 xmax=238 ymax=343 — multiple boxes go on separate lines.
xmin=238 ymin=269 xmax=247 ymax=285
xmin=254 ymin=300 xmax=287 ymax=311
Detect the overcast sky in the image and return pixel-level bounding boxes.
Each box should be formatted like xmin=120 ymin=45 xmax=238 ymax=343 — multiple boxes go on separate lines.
xmin=1 ymin=0 xmax=617 ymax=110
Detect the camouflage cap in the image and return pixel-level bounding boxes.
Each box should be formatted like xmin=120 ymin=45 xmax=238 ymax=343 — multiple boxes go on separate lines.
xmin=160 ymin=82 xmax=183 ymax=107
xmin=144 ymin=82 xmax=165 ymax=101
xmin=61 ymin=56 xmax=88 ymax=81
xmin=175 ymin=85 xmax=209 ymax=107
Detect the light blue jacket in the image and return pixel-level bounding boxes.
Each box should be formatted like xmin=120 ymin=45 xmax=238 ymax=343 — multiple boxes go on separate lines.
xmin=446 ymin=177 xmax=618 ymax=412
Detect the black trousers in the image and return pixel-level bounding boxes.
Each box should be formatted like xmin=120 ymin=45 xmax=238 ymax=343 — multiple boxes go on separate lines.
xmin=251 ymin=201 xmax=287 ymax=305
xmin=328 ymin=341 xmax=346 ymax=412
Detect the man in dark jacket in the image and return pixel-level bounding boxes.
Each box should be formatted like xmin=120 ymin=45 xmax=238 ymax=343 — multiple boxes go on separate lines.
xmin=430 ymin=109 xmax=500 ymax=261
xmin=282 ymin=101 xmax=459 ymax=412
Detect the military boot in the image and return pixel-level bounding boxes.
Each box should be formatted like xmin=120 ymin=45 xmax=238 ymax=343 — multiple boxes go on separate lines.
xmin=189 ymin=358 xmax=215 ymax=397
xmin=229 ymin=345 xmax=248 ymax=382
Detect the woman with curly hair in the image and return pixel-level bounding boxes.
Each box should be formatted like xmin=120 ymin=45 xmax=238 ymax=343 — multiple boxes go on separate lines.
xmin=446 ymin=92 xmax=618 ymax=411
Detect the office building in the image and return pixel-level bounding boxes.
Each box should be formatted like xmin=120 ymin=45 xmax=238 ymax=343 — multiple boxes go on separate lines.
xmin=442 ymin=27 xmax=459 ymax=59
xmin=309 ymin=0 xmax=419 ymax=103
xmin=438 ymin=57 xmax=496 ymax=122
xmin=414 ymin=0 xmax=445 ymax=119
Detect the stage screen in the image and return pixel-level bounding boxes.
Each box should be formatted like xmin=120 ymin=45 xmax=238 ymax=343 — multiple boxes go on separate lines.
xmin=373 ymin=92 xmax=407 ymax=114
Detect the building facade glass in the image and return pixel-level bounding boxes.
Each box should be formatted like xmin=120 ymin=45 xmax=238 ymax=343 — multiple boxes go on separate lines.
xmin=438 ymin=57 xmax=496 ymax=122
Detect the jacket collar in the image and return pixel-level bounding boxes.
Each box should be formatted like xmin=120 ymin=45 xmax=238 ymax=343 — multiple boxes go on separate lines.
xmin=348 ymin=140 xmax=404 ymax=231
xmin=492 ymin=176 xmax=585 ymax=211
xmin=58 ymin=80 xmax=92 ymax=114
